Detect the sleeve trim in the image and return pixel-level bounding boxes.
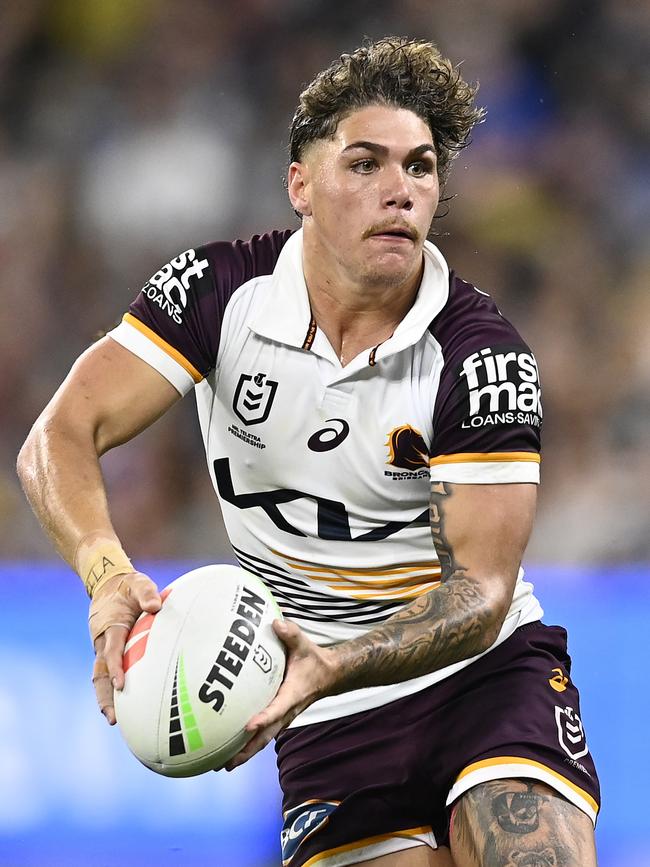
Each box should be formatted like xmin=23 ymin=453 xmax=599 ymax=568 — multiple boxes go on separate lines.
xmin=123 ymin=312 xmax=203 ymax=383
xmin=430 ymin=451 xmax=540 ymax=466
xmin=431 ymin=461 xmax=540 ymax=484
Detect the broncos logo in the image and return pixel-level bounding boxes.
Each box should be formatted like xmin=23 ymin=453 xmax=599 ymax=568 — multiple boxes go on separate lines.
xmin=385 ymin=425 xmax=429 ymax=470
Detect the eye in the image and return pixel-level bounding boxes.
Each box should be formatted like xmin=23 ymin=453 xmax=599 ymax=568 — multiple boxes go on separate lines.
xmin=407 ymin=160 xmax=434 ymax=177
xmin=351 ymin=158 xmax=377 ymax=174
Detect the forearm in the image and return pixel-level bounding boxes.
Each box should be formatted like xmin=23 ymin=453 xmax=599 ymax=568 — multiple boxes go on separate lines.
xmin=17 ymin=414 xmax=121 ymax=568
xmin=324 ymin=572 xmax=503 ymax=695
xmin=18 ymin=339 xmax=182 ymax=596
xmin=321 ymin=481 xmax=531 ymax=697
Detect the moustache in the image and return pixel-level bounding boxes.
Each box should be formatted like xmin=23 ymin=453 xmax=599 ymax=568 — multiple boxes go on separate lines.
xmin=363 ymin=221 xmax=419 ymax=242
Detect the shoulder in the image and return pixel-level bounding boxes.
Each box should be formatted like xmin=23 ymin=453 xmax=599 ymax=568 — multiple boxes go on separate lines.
xmin=427 ymin=273 xmax=542 ymax=482
xmin=198 ymin=228 xmax=295 ymax=293
xmin=429 ymin=272 xmax=528 ymax=357
xmin=111 ymin=229 xmax=295 ymax=391
xmin=137 ymin=228 xmax=294 ymax=327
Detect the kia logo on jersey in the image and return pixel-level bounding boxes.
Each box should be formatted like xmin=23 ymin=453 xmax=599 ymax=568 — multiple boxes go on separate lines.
xmin=233 ymin=373 xmax=278 ymax=425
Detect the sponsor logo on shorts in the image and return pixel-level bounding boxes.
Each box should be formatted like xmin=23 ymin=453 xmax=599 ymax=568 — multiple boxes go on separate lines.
xmin=555 ymin=705 xmax=589 ymax=760
xmin=141 ymin=249 xmax=209 ymax=325
xmin=459 ymin=345 xmax=542 ymax=429
xmin=548 ymin=668 xmax=569 ymax=693
xmin=384 ymin=424 xmax=429 ymax=480
xmin=233 ymin=373 xmax=278 ymax=426
xmin=281 ymin=800 xmax=340 ymax=864
xmin=307 ymin=419 xmax=350 ymax=452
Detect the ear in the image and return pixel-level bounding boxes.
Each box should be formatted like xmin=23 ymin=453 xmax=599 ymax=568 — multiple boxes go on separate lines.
xmin=287 ymin=162 xmax=312 ymax=217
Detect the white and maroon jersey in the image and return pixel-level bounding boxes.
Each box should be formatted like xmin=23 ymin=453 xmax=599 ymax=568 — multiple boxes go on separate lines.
xmin=108 ymin=229 xmax=544 ymax=725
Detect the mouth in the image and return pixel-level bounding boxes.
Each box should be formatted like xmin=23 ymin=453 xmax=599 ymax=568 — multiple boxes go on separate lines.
xmin=368 ymin=226 xmax=417 ymax=242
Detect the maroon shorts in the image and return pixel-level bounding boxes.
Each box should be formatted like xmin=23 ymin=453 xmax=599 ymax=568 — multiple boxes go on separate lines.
xmin=275 ymin=621 xmax=600 ymax=867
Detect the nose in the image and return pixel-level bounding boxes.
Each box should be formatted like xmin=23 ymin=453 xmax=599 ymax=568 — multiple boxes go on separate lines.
xmin=381 ymin=166 xmax=413 ymax=211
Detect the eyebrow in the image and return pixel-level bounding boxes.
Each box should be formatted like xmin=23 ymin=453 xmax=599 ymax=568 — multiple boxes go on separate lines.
xmin=341 ymin=141 xmax=435 ymax=158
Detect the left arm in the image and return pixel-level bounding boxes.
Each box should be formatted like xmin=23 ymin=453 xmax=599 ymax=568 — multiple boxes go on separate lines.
xmin=324 ymin=480 xmax=536 ymax=693
xmin=225 ymin=481 xmax=536 ymax=769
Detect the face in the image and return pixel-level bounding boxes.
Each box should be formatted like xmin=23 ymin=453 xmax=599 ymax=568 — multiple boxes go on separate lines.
xmin=288 ymin=104 xmax=440 ymax=290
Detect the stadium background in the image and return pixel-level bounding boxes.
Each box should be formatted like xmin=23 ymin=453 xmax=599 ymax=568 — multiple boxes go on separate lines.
xmin=1 ymin=1 xmax=648 ymax=865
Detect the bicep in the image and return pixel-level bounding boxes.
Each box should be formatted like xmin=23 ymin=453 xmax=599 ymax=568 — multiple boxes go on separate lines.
xmin=429 ymin=481 xmax=537 ymax=605
xmin=41 ymin=336 xmax=182 ymax=454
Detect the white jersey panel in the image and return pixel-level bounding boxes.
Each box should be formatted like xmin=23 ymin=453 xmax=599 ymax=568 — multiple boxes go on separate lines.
xmin=109 ymin=229 xmax=544 ymax=725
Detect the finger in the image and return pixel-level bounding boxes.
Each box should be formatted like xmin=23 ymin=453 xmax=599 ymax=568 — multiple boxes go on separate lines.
xmin=92 ymin=657 xmax=116 ymax=725
xmin=246 ymin=679 xmax=299 ymax=731
xmin=103 ymin=624 xmax=130 ymax=691
xmin=246 ymin=706 xmax=275 ymax=731
xmin=225 ymin=721 xmax=283 ymax=771
xmin=93 ymin=631 xmax=106 ymax=657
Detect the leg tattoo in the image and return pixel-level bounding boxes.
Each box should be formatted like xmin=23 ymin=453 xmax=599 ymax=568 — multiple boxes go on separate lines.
xmin=450 ymin=780 xmax=596 ymax=867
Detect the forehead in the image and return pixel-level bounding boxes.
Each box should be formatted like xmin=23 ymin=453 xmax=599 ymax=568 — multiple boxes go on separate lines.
xmin=332 ymin=104 xmax=433 ymax=151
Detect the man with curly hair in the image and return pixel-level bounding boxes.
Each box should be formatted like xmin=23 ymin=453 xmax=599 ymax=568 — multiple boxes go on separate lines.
xmin=19 ymin=38 xmax=599 ymax=866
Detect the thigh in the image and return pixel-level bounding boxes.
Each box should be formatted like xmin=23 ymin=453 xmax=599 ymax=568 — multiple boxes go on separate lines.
xmin=449 ymin=779 xmax=597 ymax=867
xmin=276 ymin=692 xmax=450 ymax=866
xmin=362 ymin=845 xmax=455 ymax=865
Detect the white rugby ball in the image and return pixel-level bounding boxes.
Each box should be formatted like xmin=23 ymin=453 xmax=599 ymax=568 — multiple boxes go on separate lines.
xmin=114 ymin=564 xmax=286 ymax=777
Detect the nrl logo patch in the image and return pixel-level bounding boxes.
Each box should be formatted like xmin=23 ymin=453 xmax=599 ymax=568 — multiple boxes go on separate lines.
xmin=555 ymin=705 xmax=589 ymax=760
xmin=233 ymin=372 xmax=278 ymax=426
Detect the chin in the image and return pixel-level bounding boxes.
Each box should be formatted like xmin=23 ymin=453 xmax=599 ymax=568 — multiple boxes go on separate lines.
xmin=361 ymin=255 xmax=418 ymax=288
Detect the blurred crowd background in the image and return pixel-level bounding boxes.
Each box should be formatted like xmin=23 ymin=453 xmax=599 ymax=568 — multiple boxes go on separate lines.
xmin=2 ymin=0 xmax=649 ymax=564
xmin=1 ymin=4 xmax=648 ymax=866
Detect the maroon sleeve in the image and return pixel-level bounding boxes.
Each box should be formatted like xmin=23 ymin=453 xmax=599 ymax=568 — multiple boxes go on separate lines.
xmin=125 ymin=230 xmax=293 ymax=378
xmin=429 ymin=274 xmax=542 ymax=461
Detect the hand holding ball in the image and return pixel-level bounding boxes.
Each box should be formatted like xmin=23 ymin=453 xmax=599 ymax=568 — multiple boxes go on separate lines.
xmin=114 ymin=564 xmax=286 ymax=777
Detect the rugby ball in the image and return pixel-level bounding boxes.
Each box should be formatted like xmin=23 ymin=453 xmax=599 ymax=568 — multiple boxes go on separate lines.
xmin=114 ymin=564 xmax=286 ymax=777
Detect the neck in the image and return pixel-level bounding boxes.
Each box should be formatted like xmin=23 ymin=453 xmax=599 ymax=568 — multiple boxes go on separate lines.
xmin=302 ymin=232 xmax=424 ymax=366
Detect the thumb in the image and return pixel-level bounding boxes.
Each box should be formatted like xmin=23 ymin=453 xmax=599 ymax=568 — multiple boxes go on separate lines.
xmin=132 ymin=573 xmax=162 ymax=613
xmin=273 ymin=618 xmax=302 ymax=649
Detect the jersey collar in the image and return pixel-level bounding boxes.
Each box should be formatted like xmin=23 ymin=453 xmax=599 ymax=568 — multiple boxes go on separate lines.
xmin=249 ymin=228 xmax=449 ymax=361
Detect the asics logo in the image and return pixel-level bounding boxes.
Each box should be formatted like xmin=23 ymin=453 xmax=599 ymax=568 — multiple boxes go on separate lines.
xmin=307 ymin=419 xmax=350 ymax=452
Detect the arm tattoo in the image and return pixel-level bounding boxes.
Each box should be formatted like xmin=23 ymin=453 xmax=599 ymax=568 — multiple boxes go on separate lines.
xmin=429 ymin=481 xmax=461 ymax=581
xmin=326 ymin=482 xmax=497 ymax=695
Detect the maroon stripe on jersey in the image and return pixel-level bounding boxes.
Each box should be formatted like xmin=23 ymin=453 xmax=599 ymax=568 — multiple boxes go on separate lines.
xmin=428 ymin=273 xmax=542 ymax=464
xmin=126 ymin=230 xmax=294 ymax=379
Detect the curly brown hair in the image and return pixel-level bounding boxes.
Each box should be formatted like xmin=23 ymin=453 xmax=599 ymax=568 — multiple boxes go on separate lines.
xmin=289 ymin=37 xmax=485 ymax=184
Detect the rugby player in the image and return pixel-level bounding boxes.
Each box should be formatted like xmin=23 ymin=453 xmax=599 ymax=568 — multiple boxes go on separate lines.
xmin=18 ymin=38 xmax=599 ymax=866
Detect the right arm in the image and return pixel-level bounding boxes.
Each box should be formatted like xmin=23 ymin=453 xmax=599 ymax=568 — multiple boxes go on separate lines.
xmin=17 ymin=336 xmax=181 ymax=722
